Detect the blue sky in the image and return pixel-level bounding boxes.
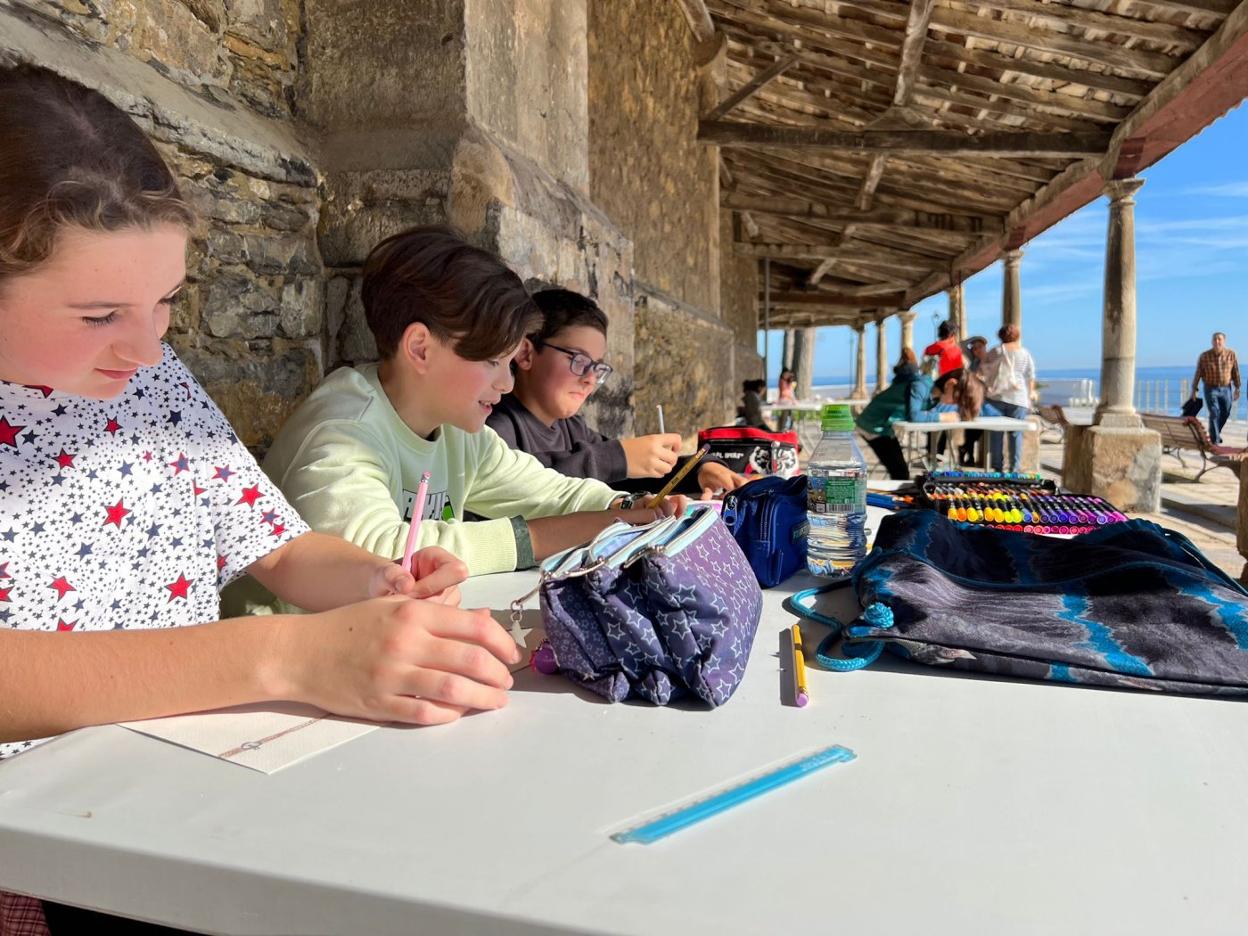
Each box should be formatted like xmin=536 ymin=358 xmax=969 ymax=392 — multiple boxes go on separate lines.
xmin=760 ymin=101 xmax=1247 ymax=381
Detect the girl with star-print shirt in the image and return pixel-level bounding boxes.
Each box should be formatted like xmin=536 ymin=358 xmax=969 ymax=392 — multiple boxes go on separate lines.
xmin=0 ymin=61 xmax=527 ymax=936
xmin=0 ymin=66 xmax=525 ymax=762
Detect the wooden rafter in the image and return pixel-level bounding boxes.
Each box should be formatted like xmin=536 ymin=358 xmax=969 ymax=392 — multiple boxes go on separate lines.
xmin=699 ymin=123 xmax=1111 ymax=156
xmin=698 ymin=0 xmax=1237 ymax=328
xmin=722 ymin=194 xmax=1005 ymax=232
xmin=706 ymin=53 xmax=799 ymax=121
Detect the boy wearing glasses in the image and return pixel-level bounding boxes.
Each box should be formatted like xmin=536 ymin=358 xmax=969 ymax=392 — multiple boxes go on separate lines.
xmin=488 ymin=288 xmax=745 ymax=496
xmin=253 ymin=228 xmax=683 ymax=579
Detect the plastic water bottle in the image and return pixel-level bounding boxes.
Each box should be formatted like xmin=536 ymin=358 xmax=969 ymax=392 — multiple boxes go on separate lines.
xmin=806 ymin=403 xmax=868 ymax=577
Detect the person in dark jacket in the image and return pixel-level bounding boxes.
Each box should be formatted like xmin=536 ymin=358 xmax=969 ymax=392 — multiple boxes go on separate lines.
xmin=855 ymin=348 xmax=961 ymax=479
xmin=487 ymin=288 xmax=746 ymax=496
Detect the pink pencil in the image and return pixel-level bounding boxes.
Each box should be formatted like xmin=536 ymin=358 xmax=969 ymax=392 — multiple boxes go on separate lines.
xmin=401 ymin=471 xmax=432 ymax=573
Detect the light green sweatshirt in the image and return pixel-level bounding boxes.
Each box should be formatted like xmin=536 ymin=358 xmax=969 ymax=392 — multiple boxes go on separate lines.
xmin=262 ymin=364 xmax=623 ymax=575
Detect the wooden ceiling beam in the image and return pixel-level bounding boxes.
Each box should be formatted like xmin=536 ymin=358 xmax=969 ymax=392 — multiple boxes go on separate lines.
xmin=929 ymin=8 xmax=1180 ymax=79
xmin=760 ymin=291 xmax=906 ymax=307
xmin=964 ymin=0 xmax=1208 ymax=48
xmin=922 ymin=39 xmax=1155 ymax=99
xmin=734 ymin=241 xmax=943 ymax=268
xmin=723 ymin=194 xmax=1005 ymax=232
xmin=1129 ymin=0 xmax=1237 ymax=15
xmin=706 ymin=53 xmax=800 ymax=121
xmin=700 ymin=122 xmax=1111 ymax=156
xmin=915 ymin=65 xmax=1133 ymax=124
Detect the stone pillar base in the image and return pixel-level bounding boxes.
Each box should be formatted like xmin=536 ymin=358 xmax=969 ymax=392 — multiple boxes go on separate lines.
xmin=1065 ymin=424 xmax=1162 ymax=512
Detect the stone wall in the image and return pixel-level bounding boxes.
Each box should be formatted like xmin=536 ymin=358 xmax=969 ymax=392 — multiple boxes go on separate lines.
xmin=632 ymin=286 xmax=734 ymax=437
xmin=720 ymin=210 xmax=763 ymax=393
xmin=587 ymin=0 xmax=749 ymax=437
xmin=1 ymin=1 xmax=325 ymax=450
xmin=588 ymin=0 xmax=718 ymax=312
xmin=1 ymin=0 xmax=755 ymax=450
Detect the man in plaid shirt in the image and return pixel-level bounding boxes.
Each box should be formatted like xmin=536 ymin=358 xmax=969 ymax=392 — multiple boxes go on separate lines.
xmin=1189 ymin=332 xmax=1241 ymax=444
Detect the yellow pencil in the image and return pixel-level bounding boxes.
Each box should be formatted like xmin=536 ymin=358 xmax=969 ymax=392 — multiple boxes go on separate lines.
xmin=646 ymin=444 xmax=710 ymax=509
xmin=792 ymin=624 xmax=809 ymax=708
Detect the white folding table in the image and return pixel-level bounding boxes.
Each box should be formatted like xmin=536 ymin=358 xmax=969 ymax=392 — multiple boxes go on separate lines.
xmin=1 ymin=503 xmax=1246 ymax=934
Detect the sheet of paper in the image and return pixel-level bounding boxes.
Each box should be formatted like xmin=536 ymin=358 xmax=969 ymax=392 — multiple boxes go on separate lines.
xmin=121 ymin=702 xmax=378 ymax=773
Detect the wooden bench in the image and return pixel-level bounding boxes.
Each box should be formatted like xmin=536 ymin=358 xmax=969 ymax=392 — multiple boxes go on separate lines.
xmin=1036 ymin=403 xmax=1070 ymax=444
xmin=1139 ymin=412 xmax=1247 ymax=481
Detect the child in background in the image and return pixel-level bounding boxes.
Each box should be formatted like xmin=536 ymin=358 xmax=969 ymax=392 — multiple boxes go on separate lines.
xmin=0 ymin=65 xmax=521 ymax=931
xmin=486 ymin=288 xmax=745 ymax=497
xmin=741 ymin=378 xmax=772 ymax=430
xmin=257 ymin=230 xmax=682 ymax=579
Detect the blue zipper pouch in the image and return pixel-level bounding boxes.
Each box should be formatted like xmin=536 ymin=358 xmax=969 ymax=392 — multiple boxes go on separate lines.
xmin=721 ymin=475 xmax=809 ymax=588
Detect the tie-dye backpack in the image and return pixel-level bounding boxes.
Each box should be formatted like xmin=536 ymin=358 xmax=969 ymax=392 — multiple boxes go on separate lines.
xmin=792 ymin=510 xmax=1248 ymax=695
xmin=522 ymin=509 xmax=763 ymax=706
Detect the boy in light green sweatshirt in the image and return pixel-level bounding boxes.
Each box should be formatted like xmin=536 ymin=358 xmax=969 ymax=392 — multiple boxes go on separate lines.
xmin=260 ymin=226 xmax=679 ymax=577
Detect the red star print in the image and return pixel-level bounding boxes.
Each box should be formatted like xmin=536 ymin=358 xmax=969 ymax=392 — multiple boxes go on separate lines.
xmin=0 ymin=586 xmax=10 ymax=602
xmin=103 ymin=499 xmax=130 ymax=527
xmin=104 ymin=417 xmax=122 ymax=435
xmin=193 ymin=483 xmax=206 ymax=496
xmin=57 ymin=619 xmax=76 ymax=632
xmin=270 ymin=523 xmax=286 ymax=537
xmin=23 ymin=385 xmax=53 ymax=398
xmin=54 ymin=449 xmax=76 ymax=469
xmin=216 ymin=555 xmax=228 ymax=571
xmin=142 ymin=451 xmax=153 ymax=462
xmin=0 ymin=417 xmax=25 ymax=449
xmin=168 ymin=452 xmax=190 ymax=474
xmin=0 ymin=561 xmax=9 ymax=579
xmin=165 ymin=573 xmax=193 ymax=602
xmin=236 ymin=485 xmax=263 ymax=508
xmin=49 ymin=576 xmax=75 ymax=600
xmin=212 ymin=465 xmax=234 ymax=482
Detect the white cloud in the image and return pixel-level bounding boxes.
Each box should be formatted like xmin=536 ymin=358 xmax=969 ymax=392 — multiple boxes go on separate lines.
xmin=1182 ymin=182 xmax=1248 ymax=198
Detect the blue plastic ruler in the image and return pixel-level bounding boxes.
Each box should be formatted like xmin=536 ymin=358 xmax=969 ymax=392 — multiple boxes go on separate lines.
xmin=610 ymin=743 xmax=857 ymax=846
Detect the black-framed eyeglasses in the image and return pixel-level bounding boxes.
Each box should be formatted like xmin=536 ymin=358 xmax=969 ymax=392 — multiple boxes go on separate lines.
xmin=537 ymin=341 xmax=613 ymax=385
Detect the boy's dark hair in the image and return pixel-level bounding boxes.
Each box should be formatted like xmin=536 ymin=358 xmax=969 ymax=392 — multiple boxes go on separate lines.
xmin=530 ymin=288 xmax=608 ymax=344
xmin=937 ymin=320 xmax=954 ymax=340
xmin=361 ymin=225 xmax=541 ymax=361
xmin=742 ymin=378 xmax=767 ymax=393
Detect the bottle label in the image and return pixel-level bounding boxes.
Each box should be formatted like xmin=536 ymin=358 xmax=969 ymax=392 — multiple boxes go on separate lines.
xmin=809 ymin=476 xmax=865 ymax=514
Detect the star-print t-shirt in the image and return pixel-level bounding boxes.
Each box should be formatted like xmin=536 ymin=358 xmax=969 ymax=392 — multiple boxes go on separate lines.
xmin=0 ymin=344 xmax=309 ymax=760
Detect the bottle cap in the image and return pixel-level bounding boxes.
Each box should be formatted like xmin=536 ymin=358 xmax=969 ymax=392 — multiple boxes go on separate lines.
xmin=820 ymin=403 xmax=854 ymax=432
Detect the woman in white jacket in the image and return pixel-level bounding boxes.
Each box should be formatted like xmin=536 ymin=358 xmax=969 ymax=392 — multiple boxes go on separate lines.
xmin=983 ymin=323 xmax=1036 ymax=472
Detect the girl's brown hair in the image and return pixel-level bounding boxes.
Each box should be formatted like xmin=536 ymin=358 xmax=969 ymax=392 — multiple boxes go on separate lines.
xmin=362 ymin=225 xmax=541 ymax=362
xmin=958 ymin=372 xmax=988 ymax=421
xmin=897 ymin=347 xmax=917 ymax=368
xmin=0 ymin=65 xmax=195 ymax=285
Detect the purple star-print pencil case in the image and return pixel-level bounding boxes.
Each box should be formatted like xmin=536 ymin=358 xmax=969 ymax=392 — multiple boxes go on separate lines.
xmin=515 ymin=508 xmax=763 ymax=706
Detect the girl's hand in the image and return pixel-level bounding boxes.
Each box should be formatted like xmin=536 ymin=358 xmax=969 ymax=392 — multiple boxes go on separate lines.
xmin=278 ymin=598 xmax=520 ymax=726
xmin=370 ymin=547 xmax=468 ymax=607
xmin=696 ymin=462 xmax=747 ymax=497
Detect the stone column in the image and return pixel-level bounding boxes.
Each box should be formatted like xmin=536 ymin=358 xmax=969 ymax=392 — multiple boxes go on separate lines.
xmin=1095 ymin=178 xmax=1145 ymax=429
xmin=948 ymin=283 xmax=967 ymax=341
xmin=782 ymin=328 xmax=795 ymax=372
xmin=792 ymin=327 xmax=815 ymax=399
xmin=899 ymin=310 xmax=917 ymax=352
xmin=1002 ymin=248 xmax=1023 ymax=329
xmin=875 ymin=319 xmax=888 ymax=393
xmin=1065 ymin=177 xmax=1161 ymax=513
xmin=853 ymin=324 xmax=868 ymax=399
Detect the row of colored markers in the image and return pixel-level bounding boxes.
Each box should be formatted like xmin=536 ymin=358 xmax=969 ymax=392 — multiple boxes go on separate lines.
xmin=927 ymin=492 xmax=1127 ymax=533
